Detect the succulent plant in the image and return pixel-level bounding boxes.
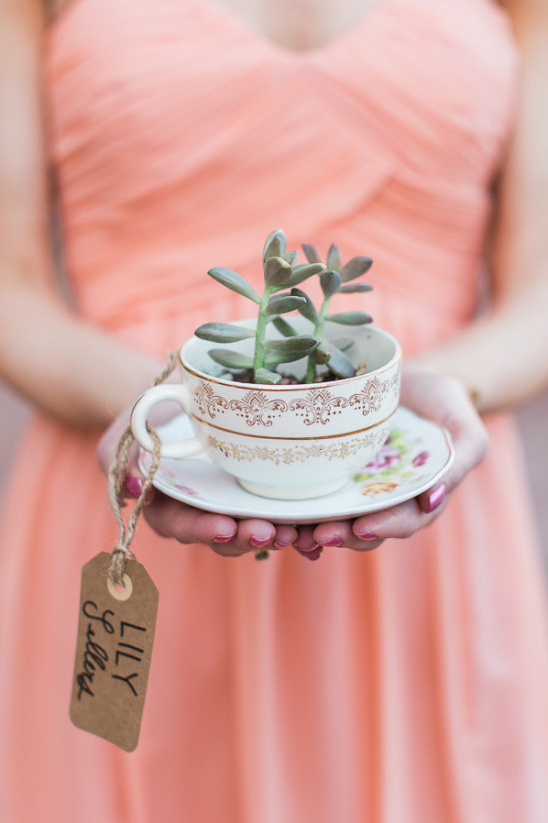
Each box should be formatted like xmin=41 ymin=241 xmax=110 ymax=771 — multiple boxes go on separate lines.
xmin=297 ymin=241 xmax=374 ymax=382
xmin=194 ymin=229 xmax=374 ymax=384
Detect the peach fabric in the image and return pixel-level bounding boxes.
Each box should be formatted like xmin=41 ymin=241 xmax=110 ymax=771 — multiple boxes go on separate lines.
xmin=1 ymin=0 xmax=548 ymax=820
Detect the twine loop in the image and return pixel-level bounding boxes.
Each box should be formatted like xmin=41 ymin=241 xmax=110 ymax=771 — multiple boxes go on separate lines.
xmin=106 ymin=352 xmax=178 ymax=586
xmin=105 ymin=348 xmax=269 ymax=577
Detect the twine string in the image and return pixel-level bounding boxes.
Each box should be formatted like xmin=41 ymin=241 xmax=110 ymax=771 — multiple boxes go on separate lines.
xmin=106 ymin=352 xmax=178 ymax=586
xmin=105 ymin=349 xmax=269 ymax=579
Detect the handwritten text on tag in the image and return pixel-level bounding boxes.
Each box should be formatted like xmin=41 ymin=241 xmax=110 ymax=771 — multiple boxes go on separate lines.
xmin=70 ymin=552 xmax=158 ymax=752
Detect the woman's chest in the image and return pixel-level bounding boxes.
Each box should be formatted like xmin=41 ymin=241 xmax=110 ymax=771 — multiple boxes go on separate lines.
xmin=47 ymin=0 xmax=518 ymax=186
xmin=49 ymin=0 xmax=415 ymax=52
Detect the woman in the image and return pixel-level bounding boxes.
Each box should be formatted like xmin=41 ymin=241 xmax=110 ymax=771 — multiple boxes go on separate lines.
xmin=1 ymin=0 xmax=547 ymax=820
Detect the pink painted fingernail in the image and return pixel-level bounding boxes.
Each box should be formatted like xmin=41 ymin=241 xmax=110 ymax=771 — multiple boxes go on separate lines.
xmin=214 ymin=532 xmax=237 ymax=543
xmin=273 ymin=540 xmax=291 ymax=549
xmin=354 ymin=531 xmax=378 ymax=541
xmin=125 ymin=476 xmax=143 ymax=499
xmin=250 ymin=536 xmax=272 ymax=548
xmin=125 ymin=476 xmax=155 ymax=504
xmin=296 ymin=542 xmax=320 ymax=553
xmin=422 ymin=483 xmax=446 ymax=514
xmin=321 ymin=536 xmax=343 ymax=547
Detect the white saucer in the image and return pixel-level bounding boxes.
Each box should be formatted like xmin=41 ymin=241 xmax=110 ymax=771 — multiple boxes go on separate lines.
xmin=138 ymin=407 xmax=454 ymax=524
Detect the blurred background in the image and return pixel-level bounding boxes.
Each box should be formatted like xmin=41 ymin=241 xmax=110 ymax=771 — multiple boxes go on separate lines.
xmin=1 ymin=381 xmax=547 ymax=558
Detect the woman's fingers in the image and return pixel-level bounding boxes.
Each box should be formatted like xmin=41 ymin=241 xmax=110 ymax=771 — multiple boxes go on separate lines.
xmin=416 ymin=483 xmax=447 ymax=514
xmin=312 ymin=371 xmax=488 ymax=549
xmin=273 ymin=524 xmax=298 ymax=549
xmin=100 ymin=428 xmax=154 ymax=502
xmin=312 ymin=491 xmax=449 ymax=550
xmin=313 ymin=519 xmax=384 ymax=551
xmin=97 ymin=399 xmax=302 ymax=558
xmin=291 ymin=525 xmax=323 ymax=560
xmin=233 ymin=518 xmax=277 ymax=551
xmin=143 ymin=495 xmax=281 ymax=556
xmin=401 ymin=364 xmax=490 ymax=491
xmin=144 ymin=495 xmax=236 ymax=542
xmin=97 ymin=406 xmax=133 ymax=475
xmin=97 ymin=395 xmax=190 ymax=499
xmin=413 ymin=381 xmax=488 ymax=514
xmin=352 ymin=495 xmax=449 ymax=541
xmin=99 ymin=410 xmax=284 ymax=557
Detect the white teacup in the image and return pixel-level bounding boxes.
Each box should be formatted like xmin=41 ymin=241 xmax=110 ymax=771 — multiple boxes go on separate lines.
xmin=131 ymin=317 xmax=401 ymax=500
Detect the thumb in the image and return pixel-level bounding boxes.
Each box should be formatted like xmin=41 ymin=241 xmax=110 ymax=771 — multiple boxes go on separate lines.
xmin=97 ymin=405 xmax=154 ymax=502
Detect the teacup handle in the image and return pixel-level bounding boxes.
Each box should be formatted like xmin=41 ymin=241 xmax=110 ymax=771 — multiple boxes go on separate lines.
xmin=130 ymin=384 xmax=203 ymax=459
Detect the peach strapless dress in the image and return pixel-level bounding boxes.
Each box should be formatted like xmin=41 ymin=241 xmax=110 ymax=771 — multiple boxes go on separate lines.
xmin=1 ymin=0 xmax=548 ymax=820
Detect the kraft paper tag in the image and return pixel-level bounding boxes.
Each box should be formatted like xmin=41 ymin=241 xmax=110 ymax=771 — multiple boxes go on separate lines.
xmin=70 ymin=552 xmax=159 ymax=752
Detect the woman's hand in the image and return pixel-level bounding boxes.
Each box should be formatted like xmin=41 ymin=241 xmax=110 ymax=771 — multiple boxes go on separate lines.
xmin=310 ymin=363 xmax=489 ymax=550
xmin=96 ymin=407 xmax=301 ymax=558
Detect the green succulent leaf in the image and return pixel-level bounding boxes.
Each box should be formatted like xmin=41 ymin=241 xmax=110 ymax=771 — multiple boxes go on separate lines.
xmin=291 ymin=287 xmax=320 ymax=324
xmin=265 ymin=335 xmax=318 ymax=354
xmin=194 ymin=322 xmax=256 ymax=343
xmin=207 ymin=349 xmax=254 ymax=370
xmin=282 ymin=251 xmax=298 ymax=266
xmin=292 ymin=262 xmax=324 ymax=274
xmin=326 ymin=243 xmax=342 ymax=272
xmin=271 ymin=316 xmax=298 ymax=337
xmin=207 ymin=267 xmax=261 ymax=304
xmin=320 ymin=269 xmax=342 ymax=298
xmin=254 ymin=368 xmax=282 ymax=385
xmin=319 ymin=341 xmax=356 ymax=378
xmin=312 ymin=347 xmax=330 ymax=364
xmin=264 ymin=354 xmax=294 ymax=368
xmin=331 ymin=337 xmax=354 ymax=352
xmin=339 ymin=256 xmax=373 ymax=283
xmin=280 ymin=262 xmax=325 ymax=289
xmin=266 ymin=295 xmax=305 ymax=315
xmin=338 ymin=282 xmax=373 ymax=294
xmin=263 ymin=229 xmax=287 ymax=261
xmin=302 ymin=243 xmax=322 ymax=264
xmin=326 ymin=311 xmax=373 ymax=325
xmin=265 ymin=342 xmax=318 ymax=366
xmin=264 ymin=256 xmax=293 ymax=286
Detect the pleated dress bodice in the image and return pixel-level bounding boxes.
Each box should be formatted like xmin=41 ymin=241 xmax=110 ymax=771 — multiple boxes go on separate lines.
xmin=46 ymin=0 xmax=517 ymax=353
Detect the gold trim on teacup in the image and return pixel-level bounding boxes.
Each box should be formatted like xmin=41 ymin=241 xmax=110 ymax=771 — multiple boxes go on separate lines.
xmin=193 ymin=377 xmax=400 ymax=427
xmin=206 ymin=427 xmax=390 ymax=465
xmin=189 ymin=410 xmax=397 ymax=441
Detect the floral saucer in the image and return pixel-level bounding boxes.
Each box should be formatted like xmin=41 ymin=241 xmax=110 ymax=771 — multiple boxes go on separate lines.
xmin=138 ymin=407 xmax=454 ymax=524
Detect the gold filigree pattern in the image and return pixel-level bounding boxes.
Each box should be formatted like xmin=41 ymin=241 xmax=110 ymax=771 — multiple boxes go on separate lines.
xmin=206 ymin=429 xmax=389 ymax=466
xmin=289 ymin=388 xmax=348 ymax=425
xmin=347 ymin=372 xmax=400 ymax=416
xmin=228 ymin=391 xmax=288 ymax=427
xmin=193 ymin=364 xmax=399 ymax=427
xmin=193 ymin=381 xmax=229 ymax=418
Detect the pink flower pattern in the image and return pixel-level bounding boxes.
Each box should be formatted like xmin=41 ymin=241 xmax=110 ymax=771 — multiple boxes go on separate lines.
xmin=364 ymin=444 xmax=401 ymax=472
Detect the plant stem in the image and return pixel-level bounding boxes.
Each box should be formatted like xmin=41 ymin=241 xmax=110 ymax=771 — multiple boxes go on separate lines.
xmin=253 ymin=285 xmax=273 ymax=380
xmin=305 ymin=296 xmax=331 ymax=383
